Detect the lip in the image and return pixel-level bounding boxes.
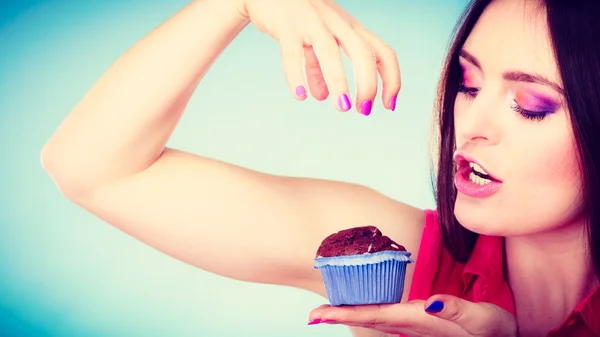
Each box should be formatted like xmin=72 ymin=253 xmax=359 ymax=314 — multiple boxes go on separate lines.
xmin=453 ymin=152 xmax=502 ymax=182
xmin=453 ymin=152 xmax=503 ymax=198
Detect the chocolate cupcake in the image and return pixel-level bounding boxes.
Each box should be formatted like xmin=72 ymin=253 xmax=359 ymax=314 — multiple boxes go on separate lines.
xmin=313 ymin=226 xmax=413 ymax=306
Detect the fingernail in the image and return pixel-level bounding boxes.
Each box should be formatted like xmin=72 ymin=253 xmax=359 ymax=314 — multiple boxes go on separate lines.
xmin=338 ymin=93 xmax=351 ymax=111
xmin=425 ymin=300 xmax=444 ymax=313
xmin=308 ymin=319 xmax=322 ymax=325
xmin=322 ymin=319 xmax=337 ymax=324
xmin=295 ymin=85 xmax=306 ymax=98
xmin=389 ymin=95 xmax=397 ymax=111
xmin=360 ymin=100 xmax=373 ymax=116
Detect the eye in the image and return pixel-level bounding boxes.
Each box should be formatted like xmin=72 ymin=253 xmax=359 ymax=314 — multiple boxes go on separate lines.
xmin=511 ymin=102 xmax=552 ymax=121
xmin=512 ymin=90 xmax=560 ymax=122
xmin=458 ymin=84 xmax=479 ymax=98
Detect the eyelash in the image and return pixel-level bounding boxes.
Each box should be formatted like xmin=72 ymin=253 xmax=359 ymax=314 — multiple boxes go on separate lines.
xmin=457 ymin=85 xmax=551 ymax=121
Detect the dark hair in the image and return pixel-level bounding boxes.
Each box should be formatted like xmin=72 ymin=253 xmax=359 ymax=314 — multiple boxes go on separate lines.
xmin=433 ymin=0 xmax=600 ymax=276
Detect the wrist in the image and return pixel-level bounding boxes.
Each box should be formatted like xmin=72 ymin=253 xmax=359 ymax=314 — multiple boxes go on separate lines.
xmin=195 ymin=0 xmax=250 ymax=25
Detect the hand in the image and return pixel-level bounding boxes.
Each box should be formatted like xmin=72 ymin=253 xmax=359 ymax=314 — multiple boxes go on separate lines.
xmin=236 ymin=0 xmax=401 ymax=115
xmin=307 ymin=294 xmax=517 ymax=337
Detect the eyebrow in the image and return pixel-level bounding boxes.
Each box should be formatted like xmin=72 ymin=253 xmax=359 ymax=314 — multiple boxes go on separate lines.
xmin=459 ymin=50 xmax=564 ymax=94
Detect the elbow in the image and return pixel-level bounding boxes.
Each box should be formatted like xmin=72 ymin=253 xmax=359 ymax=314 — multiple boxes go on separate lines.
xmin=40 ymin=143 xmax=91 ymax=202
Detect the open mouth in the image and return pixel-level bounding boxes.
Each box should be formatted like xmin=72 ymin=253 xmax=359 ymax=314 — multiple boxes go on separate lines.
xmin=453 ymin=152 xmax=503 ymax=197
xmin=454 ymin=153 xmax=501 ymax=185
xmin=468 ymin=162 xmax=494 ymax=185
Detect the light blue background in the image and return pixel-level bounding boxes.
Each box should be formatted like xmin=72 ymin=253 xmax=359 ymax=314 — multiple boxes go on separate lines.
xmin=1 ymin=0 xmax=468 ymax=336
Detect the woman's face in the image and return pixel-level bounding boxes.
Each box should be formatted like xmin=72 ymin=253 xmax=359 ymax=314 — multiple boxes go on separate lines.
xmin=452 ymin=0 xmax=583 ymax=237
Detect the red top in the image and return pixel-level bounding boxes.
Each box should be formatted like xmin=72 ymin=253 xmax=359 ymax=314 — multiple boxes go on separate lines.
xmin=407 ymin=209 xmax=600 ymax=336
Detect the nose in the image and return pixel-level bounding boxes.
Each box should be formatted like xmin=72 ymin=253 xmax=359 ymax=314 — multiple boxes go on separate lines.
xmin=454 ymin=91 xmax=502 ymax=146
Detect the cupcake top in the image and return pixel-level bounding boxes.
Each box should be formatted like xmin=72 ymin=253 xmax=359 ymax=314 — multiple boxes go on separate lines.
xmin=316 ymin=226 xmax=406 ymax=258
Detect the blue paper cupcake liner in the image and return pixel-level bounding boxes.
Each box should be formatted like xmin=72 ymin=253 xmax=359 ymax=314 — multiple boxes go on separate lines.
xmin=314 ymin=251 xmax=413 ymax=306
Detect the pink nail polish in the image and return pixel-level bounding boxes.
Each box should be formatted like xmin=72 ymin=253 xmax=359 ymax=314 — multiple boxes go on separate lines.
xmin=338 ymin=94 xmax=351 ymax=111
xmin=295 ymin=85 xmax=306 ymax=98
xmin=389 ymin=95 xmax=397 ymax=111
xmin=360 ymin=100 xmax=373 ymax=116
xmin=308 ymin=319 xmax=322 ymax=325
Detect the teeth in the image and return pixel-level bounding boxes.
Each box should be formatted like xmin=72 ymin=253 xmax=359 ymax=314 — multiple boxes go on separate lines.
xmin=469 ymin=162 xmax=487 ymax=175
xmin=469 ymin=172 xmax=491 ymax=185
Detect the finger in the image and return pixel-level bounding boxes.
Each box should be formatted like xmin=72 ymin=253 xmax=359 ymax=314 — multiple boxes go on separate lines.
xmin=323 ymin=0 xmax=401 ymax=111
xmin=309 ymin=302 xmax=424 ymax=327
xmin=306 ymin=23 xmax=352 ymax=112
xmin=424 ymin=295 xmax=517 ymax=336
xmin=303 ymin=46 xmax=329 ymax=101
xmin=308 ymin=303 xmax=418 ymax=335
xmin=315 ymin=1 xmax=377 ymax=116
xmin=279 ymin=35 xmax=308 ymax=101
xmin=354 ymin=25 xmax=401 ymax=111
xmin=308 ymin=302 xmax=469 ymax=336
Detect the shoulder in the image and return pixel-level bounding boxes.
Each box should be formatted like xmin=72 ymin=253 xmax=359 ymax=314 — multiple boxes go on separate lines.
xmin=407 ymin=209 xmax=466 ymax=301
xmin=357 ymin=191 xmax=426 ymax=259
xmin=295 ymin=180 xmax=426 ymax=256
xmin=355 ymin=201 xmax=429 ymax=303
xmin=305 ymin=184 xmax=427 ymax=301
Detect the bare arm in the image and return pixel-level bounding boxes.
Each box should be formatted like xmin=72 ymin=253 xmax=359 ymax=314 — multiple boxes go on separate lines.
xmin=41 ymin=0 xmax=247 ymax=193
xmin=41 ymin=0 xmax=423 ymax=304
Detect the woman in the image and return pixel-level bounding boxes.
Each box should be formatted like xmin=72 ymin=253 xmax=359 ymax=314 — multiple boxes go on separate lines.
xmin=40 ymin=0 xmax=600 ymax=336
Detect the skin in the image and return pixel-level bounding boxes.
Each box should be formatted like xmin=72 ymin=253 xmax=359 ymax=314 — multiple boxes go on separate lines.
xmin=41 ymin=1 xmax=422 ymax=336
xmin=40 ymin=0 xmax=595 ymax=336
xmin=453 ymin=0 xmax=583 ymax=238
xmin=453 ymin=1 xmax=594 ymax=335
xmin=313 ymin=1 xmax=593 ymax=336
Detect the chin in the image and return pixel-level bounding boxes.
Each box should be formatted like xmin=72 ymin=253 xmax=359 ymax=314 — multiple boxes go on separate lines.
xmin=454 ymin=195 xmax=553 ymax=237
xmin=454 ymin=192 xmax=584 ymax=237
xmin=453 ymin=194 xmax=513 ymax=236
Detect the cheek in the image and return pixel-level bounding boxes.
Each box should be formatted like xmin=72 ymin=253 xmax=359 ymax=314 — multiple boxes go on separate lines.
xmin=517 ymin=131 xmax=580 ymax=192
xmin=537 ymin=144 xmax=578 ymax=185
xmin=508 ymin=123 xmax=583 ymax=226
xmin=453 ymin=96 xmax=474 ymax=148
xmin=454 ymin=95 xmax=469 ymax=115
xmin=453 ymin=97 xmax=468 ymax=129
